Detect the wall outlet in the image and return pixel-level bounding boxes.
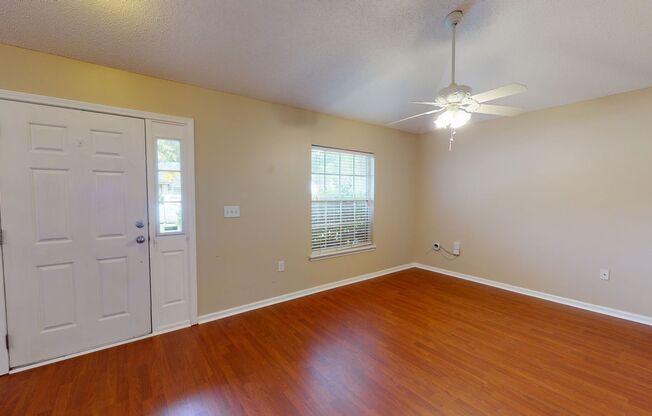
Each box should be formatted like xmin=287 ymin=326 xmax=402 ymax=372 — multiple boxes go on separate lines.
xmin=453 ymin=241 xmax=461 ymax=256
xmin=224 ymin=205 xmax=240 ymax=218
xmin=599 ymin=268 xmax=610 ymax=281
xmin=277 ymin=260 xmax=285 ymax=272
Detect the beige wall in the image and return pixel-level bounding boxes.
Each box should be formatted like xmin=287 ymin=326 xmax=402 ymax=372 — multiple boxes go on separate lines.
xmin=416 ymin=87 xmax=652 ymax=317
xmin=0 ymin=44 xmax=417 ymax=315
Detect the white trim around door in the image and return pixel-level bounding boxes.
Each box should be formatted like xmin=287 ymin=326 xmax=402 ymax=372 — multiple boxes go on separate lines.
xmin=0 ymin=213 xmax=8 ymax=375
xmin=0 ymin=89 xmax=197 ymax=374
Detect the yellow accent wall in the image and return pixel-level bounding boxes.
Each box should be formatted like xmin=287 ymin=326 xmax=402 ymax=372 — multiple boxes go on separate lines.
xmin=0 ymin=44 xmax=418 ymax=315
xmin=2 ymin=42 xmax=651 ymax=320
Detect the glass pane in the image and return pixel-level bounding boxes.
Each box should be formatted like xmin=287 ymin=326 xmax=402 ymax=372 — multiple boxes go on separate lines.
xmin=158 ymin=170 xmax=183 ymax=234
xmin=311 ymin=174 xmax=324 ymax=198
xmin=324 ymin=174 xmax=339 ymax=197
xmin=324 ymin=151 xmax=340 ymax=174
xmin=354 ymin=155 xmax=368 ymax=176
xmin=326 ymin=201 xmax=341 ymax=224
xmin=340 ymin=175 xmax=354 ymax=198
xmin=355 ymin=201 xmax=370 ymax=221
xmin=311 ymin=201 xmax=327 ymax=226
xmin=311 ymin=149 xmax=325 ymax=174
xmin=159 ymin=202 xmax=182 ymax=234
xmin=158 ymin=171 xmax=182 ymax=202
xmin=340 ymin=153 xmax=354 ymax=175
xmin=157 ymin=139 xmax=181 ymax=171
xmin=354 ymin=176 xmax=367 ymax=198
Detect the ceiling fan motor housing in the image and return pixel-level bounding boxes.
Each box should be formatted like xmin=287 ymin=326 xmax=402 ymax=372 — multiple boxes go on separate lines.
xmin=436 ymin=83 xmax=473 ymax=106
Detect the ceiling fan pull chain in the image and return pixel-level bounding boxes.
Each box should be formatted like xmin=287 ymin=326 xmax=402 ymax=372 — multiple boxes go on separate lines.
xmin=449 ymin=128 xmax=456 ymax=151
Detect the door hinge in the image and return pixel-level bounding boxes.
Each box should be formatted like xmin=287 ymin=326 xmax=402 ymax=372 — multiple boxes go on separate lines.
xmin=5 ymin=334 xmax=8 ymax=350
xmin=0 ymin=229 xmax=3 ymax=245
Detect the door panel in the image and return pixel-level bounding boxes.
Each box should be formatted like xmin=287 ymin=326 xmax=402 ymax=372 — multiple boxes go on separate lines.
xmin=33 ymin=168 xmax=72 ymax=242
xmin=98 ymin=256 xmax=130 ymax=320
xmin=37 ymin=262 xmax=76 ymax=332
xmin=0 ymin=100 xmax=151 ymax=368
xmin=148 ymin=121 xmax=193 ymax=330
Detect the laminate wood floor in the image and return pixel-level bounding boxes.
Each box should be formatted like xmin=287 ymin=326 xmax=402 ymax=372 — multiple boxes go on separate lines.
xmin=1 ymin=268 xmax=651 ymax=415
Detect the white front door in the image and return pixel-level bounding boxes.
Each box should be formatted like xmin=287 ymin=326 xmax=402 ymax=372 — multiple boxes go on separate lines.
xmin=0 ymin=100 xmax=151 ymax=368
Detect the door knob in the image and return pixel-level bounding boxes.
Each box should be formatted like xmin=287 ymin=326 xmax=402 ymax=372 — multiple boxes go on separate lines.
xmin=136 ymin=235 xmax=146 ymax=244
xmin=135 ymin=220 xmax=145 ymax=228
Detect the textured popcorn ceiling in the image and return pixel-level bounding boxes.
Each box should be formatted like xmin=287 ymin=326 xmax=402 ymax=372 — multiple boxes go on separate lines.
xmin=1 ymin=1 xmax=651 ymax=133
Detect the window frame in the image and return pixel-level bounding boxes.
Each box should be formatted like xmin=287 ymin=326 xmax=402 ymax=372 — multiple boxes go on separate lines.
xmin=309 ymin=145 xmax=376 ymax=261
xmin=155 ymin=137 xmax=185 ymax=236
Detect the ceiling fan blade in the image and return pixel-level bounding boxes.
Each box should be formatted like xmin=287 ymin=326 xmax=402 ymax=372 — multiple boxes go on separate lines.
xmin=386 ymin=108 xmax=444 ymax=125
xmin=471 ymin=104 xmax=524 ymax=117
xmin=471 ymin=83 xmax=527 ymax=103
xmin=410 ymin=101 xmax=440 ymax=107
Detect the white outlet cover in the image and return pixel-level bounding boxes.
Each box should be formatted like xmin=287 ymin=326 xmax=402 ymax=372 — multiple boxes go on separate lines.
xmin=224 ymin=205 xmax=240 ymax=218
xmin=277 ymin=260 xmax=285 ymax=272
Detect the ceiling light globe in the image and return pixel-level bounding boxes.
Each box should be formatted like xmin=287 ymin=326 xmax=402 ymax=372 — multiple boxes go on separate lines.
xmin=435 ymin=107 xmax=471 ymax=129
xmin=450 ymin=109 xmax=471 ymax=128
xmin=435 ymin=111 xmax=452 ymax=129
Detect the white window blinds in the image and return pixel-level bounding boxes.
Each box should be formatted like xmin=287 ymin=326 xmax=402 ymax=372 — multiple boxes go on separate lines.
xmin=311 ymin=146 xmax=374 ymax=255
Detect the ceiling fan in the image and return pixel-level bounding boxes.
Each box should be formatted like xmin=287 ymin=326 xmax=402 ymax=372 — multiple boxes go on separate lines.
xmin=388 ymin=10 xmax=527 ymax=149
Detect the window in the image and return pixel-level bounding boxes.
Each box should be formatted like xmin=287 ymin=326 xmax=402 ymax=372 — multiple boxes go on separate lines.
xmin=156 ymin=138 xmax=183 ymax=234
xmin=310 ymin=146 xmax=375 ymax=259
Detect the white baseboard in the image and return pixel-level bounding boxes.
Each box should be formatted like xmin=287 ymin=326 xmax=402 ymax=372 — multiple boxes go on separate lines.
xmin=198 ymin=263 xmax=414 ymax=324
xmin=414 ymin=263 xmax=652 ymax=327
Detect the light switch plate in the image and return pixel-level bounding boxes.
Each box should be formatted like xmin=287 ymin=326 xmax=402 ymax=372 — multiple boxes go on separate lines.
xmin=224 ymin=205 xmax=240 ymax=218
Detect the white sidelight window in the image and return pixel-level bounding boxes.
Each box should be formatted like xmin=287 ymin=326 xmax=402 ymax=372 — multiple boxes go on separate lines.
xmin=156 ymin=138 xmax=183 ymax=234
xmin=310 ymin=146 xmax=375 ymax=259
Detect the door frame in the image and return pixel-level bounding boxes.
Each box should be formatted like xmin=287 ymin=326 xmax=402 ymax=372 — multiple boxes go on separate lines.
xmin=0 ymin=208 xmax=8 ymax=375
xmin=0 ymin=89 xmax=197 ymax=374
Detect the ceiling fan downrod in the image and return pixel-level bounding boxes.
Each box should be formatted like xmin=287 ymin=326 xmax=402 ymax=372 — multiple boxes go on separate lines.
xmin=445 ymin=11 xmax=463 ymax=151
xmin=445 ymin=10 xmax=463 ymax=86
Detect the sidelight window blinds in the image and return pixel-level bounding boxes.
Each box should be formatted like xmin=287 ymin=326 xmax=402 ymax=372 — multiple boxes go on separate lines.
xmin=311 ymin=146 xmax=374 ymax=257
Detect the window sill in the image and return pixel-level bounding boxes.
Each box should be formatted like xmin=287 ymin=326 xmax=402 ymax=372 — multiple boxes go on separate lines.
xmin=309 ymin=244 xmax=376 ymax=261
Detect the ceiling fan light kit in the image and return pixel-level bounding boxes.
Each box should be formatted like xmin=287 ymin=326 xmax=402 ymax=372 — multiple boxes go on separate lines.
xmin=388 ymin=10 xmax=528 ymax=150
xmin=435 ymin=105 xmax=471 ymax=129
